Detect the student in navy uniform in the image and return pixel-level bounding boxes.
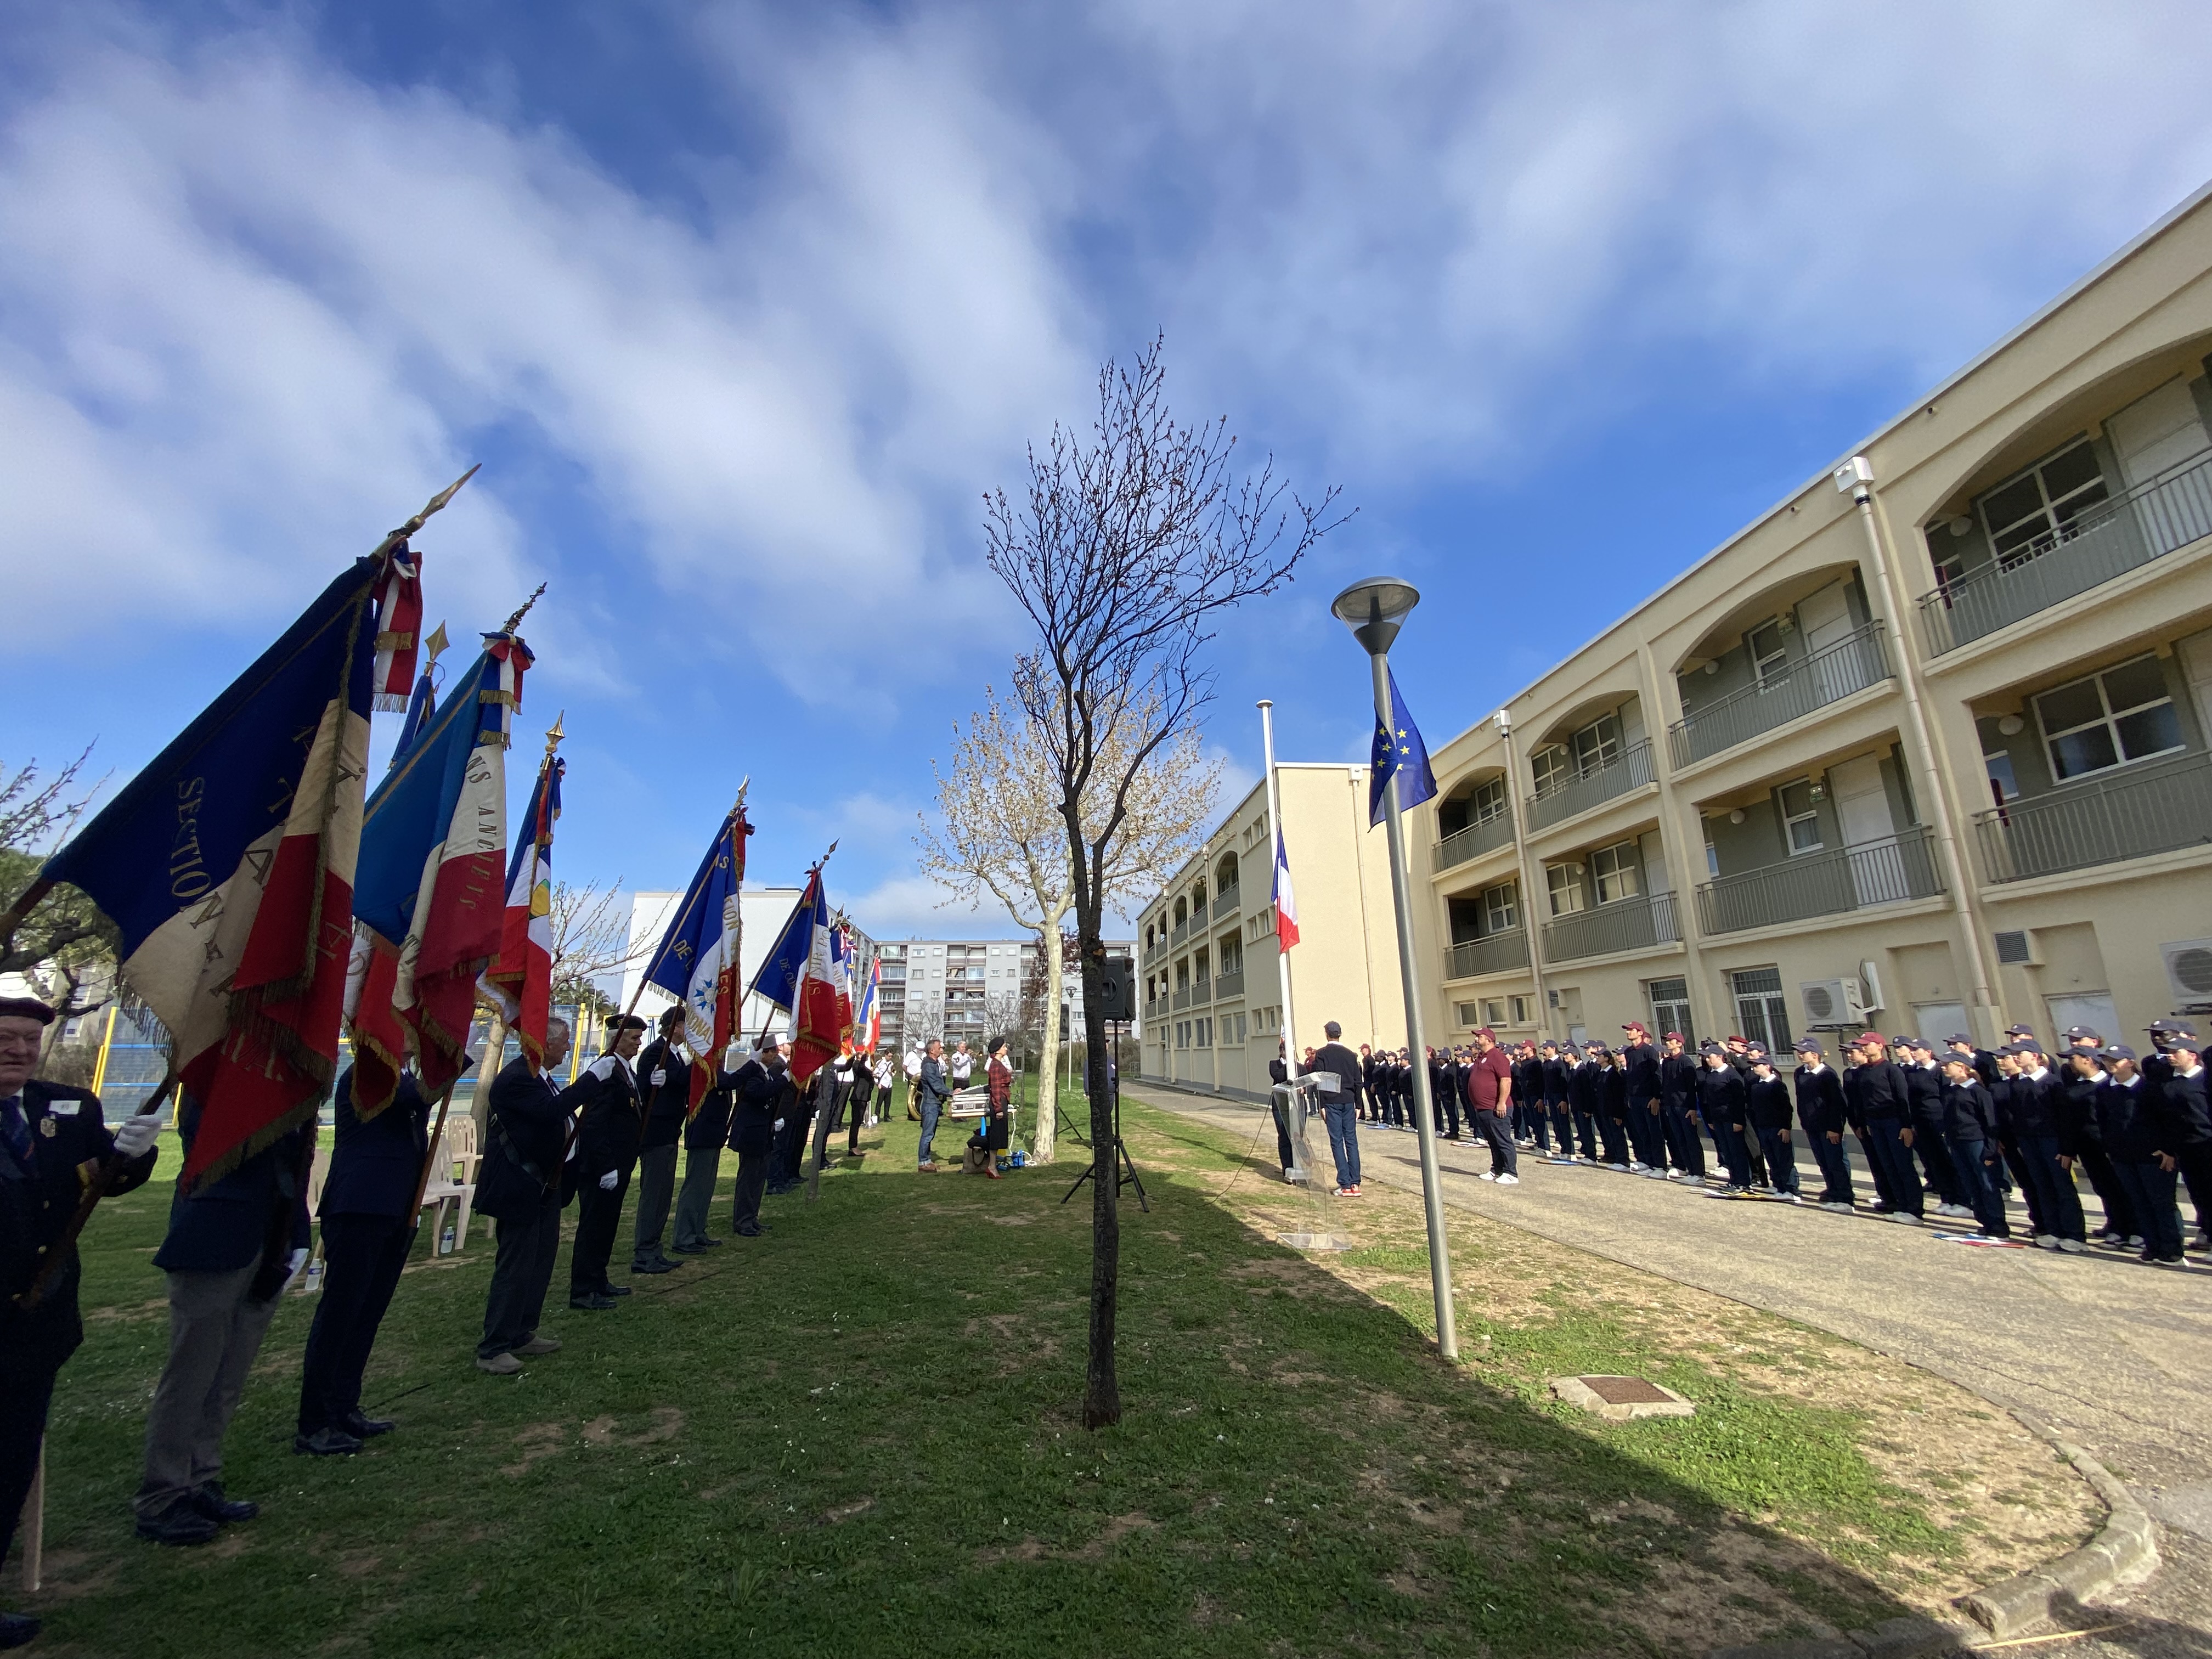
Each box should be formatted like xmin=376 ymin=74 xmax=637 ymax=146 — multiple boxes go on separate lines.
xmin=2002 ymin=1038 xmax=2086 ymax=1252
xmin=1426 ymin=1047 xmax=1459 ymax=1141
xmin=2151 ymin=1030 xmax=2209 ymax=1252
xmin=2055 ymin=1040 xmax=2137 ymax=1248
xmin=1619 ymin=1024 xmax=1661 ymax=1173
xmin=566 ymin=1014 xmax=647 ymax=1310
xmin=1660 ymin=1032 xmax=1705 ymax=1183
xmin=2094 ymin=1046 xmax=2186 ymax=1265
xmin=1694 ymin=1043 xmax=1751 ymax=1191
xmin=1841 ymin=1034 xmax=1922 ymax=1222
xmin=475 ymin=1017 xmax=577 ymax=1374
xmin=1937 ymin=1053 xmax=2009 ymax=1237
xmin=1534 ymin=1041 xmax=1568 ymax=1159
xmin=1 ymin=996 xmax=162 ymax=1645
xmin=672 ymin=1043 xmax=733 ymax=1253
xmin=1593 ymin=1045 xmax=1632 ymax=1170
xmin=726 ymin=1036 xmax=788 ymax=1234
xmin=1791 ymin=1038 xmax=1852 ymax=1211
xmin=1744 ymin=1052 xmax=1798 ymax=1199
xmin=630 ymin=1007 xmax=692 ymax=1276
xmin=1895 ymin=1037 xmax=1968 ymax=1217
xmin=135 ymin=1090 xmax=314 ymax=1545
xmin=294 ymin=1055 xmax=432 ymax=1455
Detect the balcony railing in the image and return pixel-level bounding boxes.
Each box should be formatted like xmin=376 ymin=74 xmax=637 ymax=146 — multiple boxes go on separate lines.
xmin=1213 ymin=967 xmax=1245 ymax=998
xmin=1695 ymin=826 xmax=1944 ymax=934
xmin=1170 ymin=917 xmax=1191 ymax=947
xmin=1144 ymin=998 xmax=1160 ymax=1022
xmin=1443 ymin=928 xmax=1531 ymax=979
xmin=1433 ymin=809 xmax=1515 ymax=873
xmin=1171 ymin=985 xmax=1192 ymax=1011
xmin=1917 ymin=451 xmax=2212 ymax=655
xmin=1974 ymin=751 xmax=2212 ymax=883
xmin=1668 ymin=623 xmax=1892 ymax=768
xmin=1530 ymin=741 xmax=1655 ymax=831
xmin=1192 ymin=976 xmax=1212 ymax=1006
xmin=1541 ymin=891 xmax=1679 ymax=962
xmin=1214 ymin=885 xmax=1241 ymax=921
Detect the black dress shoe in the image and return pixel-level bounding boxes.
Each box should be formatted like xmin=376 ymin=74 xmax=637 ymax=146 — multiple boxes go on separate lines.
xmin=136 ymin=1500 xmax=219 ymax=1546
xmin=599 ymin=1283 xmax=633 ymax=1297
xmin=569 ymin=1293 xmax=617 ymax=1311
xmin=190 ymin=1481 xmax=259 ymax=1522
xmin=732 ymin=1223 xmax=763 ymax=1237
xmin=294 ymin=1427 xmax=364 ymax=1457
xmin=669 ymin=1243 xmax=709 ymax=1255
xmin=346 ymin=1413 xmax=397 ymax=1438
xmin=1 ymin=1610 xmax=43 ymax=1649
xmin=629 ymin=1259 xmax=675 ymax=1274
xmin=696 ymin=1235 xmax=725 ymax=1247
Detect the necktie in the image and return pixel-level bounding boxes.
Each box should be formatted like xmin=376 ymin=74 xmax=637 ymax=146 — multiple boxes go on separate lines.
xmin=1 ymin=1095 xmax=33 ymax=1169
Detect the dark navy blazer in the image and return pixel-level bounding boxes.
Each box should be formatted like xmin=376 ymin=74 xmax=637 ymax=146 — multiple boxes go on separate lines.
xmin=2 ymin=1080 xmax=157 ymax=1369
xmin=320 ymin=1065 xmax=432 ymax=1221
xmin=152 ymin=1091 xmax=313 ymax=1276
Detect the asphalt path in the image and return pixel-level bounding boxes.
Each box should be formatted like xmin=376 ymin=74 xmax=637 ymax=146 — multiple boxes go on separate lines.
xmin=1131 ymin=1086 xmax=2212 ymax=1655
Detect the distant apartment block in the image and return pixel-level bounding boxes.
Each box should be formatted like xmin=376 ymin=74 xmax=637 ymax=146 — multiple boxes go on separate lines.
xmin=875 ymin=936 xmax=1135 ymax=1051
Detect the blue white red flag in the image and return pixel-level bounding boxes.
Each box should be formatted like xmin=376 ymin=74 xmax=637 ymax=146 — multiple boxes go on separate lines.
xmin=43 ymin=558 xmax=382 ymax=1189
xmin=388 ymin=622 xmax=448 ymax=766
xmin=348 ymin=630 xmax=530 ymax=1103
xmin=370 ymin=542 xmax=425 ymax=712
xmin=479 ymin=752 xmax=563 ymax=1070
xmin=640 ymin=803 xmax=753 ymax=1109
xmin=752 ymin=867 xmax=840 ymax=1086
xmin=1272 ymin=831 xmax=1300 ymax=952
xmin=856 ymin=953 xmax=881 ymax=1053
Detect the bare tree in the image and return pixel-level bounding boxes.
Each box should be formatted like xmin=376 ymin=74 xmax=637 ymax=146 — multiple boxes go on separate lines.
xmin=549 ymin=878 xmax=647 ymax=1007
xmin=917 ymin=686 xmax=1218 ymax=1167
xmin=0 ymin=752 xmax=121 ymax=1057
xmin=985 ymin=337 xmax=1346 ymax=1427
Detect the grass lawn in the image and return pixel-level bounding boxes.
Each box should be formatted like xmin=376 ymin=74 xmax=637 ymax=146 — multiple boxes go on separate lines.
xmin=16 ymin=1088 xmax=2087 ymax=1657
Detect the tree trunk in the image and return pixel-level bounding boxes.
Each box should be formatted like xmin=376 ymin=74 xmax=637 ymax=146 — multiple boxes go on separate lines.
xmin=1079 ymin=927 xmax=1120 ymax=1429
xmin=1030 ymin=899 xmax=1071 ymax=1165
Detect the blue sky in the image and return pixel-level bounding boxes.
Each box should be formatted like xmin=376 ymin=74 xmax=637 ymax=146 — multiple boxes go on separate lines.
xmin=9 ymin=1 xmax=2212 ymax=938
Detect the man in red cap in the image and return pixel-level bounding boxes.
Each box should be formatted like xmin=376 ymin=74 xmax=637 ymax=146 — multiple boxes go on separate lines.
xmin=2 ymin=995 xmax=163 ymax=1647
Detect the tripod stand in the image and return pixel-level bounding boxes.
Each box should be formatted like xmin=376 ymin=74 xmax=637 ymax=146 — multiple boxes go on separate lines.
xmin=1060 ymin=1019 xmax=1148 ymax=1213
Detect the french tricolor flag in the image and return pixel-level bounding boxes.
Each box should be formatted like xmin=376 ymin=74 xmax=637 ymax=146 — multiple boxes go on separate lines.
xmin=640 ymin=802 xmax=753 ymax=1110
xmin=45 ymin=558 xmax=383 ymax=1189
xmin=479 ymin=752 xmax=563 ymax=1069
xmin=1273 ymin=831 xmax=1300 ymax=952
xmin=753 ymin=868 xmax=842 ymax=1087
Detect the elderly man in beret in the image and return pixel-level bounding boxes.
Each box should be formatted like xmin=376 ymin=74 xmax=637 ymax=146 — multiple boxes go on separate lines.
xmin=1 ymin=995 xmax=164 ymax=1649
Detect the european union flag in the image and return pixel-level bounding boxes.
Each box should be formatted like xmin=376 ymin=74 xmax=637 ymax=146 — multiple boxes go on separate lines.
xmin=1369 ymin=668 xmax=1438 ymax=827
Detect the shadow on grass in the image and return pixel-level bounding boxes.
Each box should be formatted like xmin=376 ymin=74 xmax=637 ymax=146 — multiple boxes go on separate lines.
xmin=11 ymin=1100 xmax=2180 ymax=1659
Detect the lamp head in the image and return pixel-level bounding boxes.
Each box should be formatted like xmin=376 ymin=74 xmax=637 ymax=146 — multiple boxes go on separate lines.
xmin=1330 ymin=576 xmax=1420 ymax=656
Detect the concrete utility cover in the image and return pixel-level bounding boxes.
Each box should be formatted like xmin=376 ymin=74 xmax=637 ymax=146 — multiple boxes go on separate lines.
xmin=1276 ymin=1232 xmax=1353 ymax=1251
xmin=1549 ymin=1374 xmax=1695 ymax=1421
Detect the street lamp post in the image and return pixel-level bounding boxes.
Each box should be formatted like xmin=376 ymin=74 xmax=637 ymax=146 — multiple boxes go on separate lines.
xmin=1329 ymin=577 xmax=1458 ymax=1362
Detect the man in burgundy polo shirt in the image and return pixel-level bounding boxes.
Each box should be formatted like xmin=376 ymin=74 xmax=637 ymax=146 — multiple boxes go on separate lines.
xmin=1465 ymin=1028 xmax=1519 ymax=1184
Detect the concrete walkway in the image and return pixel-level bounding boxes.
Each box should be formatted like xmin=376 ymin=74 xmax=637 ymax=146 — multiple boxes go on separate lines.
xmin=1133 ymin=1087 xmax=2212 ymax=1651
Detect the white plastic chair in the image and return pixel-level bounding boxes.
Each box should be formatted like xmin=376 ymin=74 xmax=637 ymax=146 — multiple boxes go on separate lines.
xmin=419 ymin=1116 xmax=477 ymax=1253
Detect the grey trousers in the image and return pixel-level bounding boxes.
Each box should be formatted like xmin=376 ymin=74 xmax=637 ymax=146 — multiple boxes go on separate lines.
xmin=630 ymin=1143 xmax=680 ymax=1266
xmin=136 ymin=1264 xmax=283 ymax=1515
xmin=673 ymin=1145 xmax=721 ymax=1248
xmin=479 ymin=1188 xmax=565 ymax=1359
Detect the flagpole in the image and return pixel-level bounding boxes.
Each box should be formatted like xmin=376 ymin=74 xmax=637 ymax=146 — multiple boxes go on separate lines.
xmin=1257 ymin=702 xmax=1302 ymax=1087
xmin=747 ymin=839 xmax=837 ymax=1045
xmin=473 ymin=715 xmax=566 ymax=1136
xmin=14 ymin=1065 xmax=181 ymax=1312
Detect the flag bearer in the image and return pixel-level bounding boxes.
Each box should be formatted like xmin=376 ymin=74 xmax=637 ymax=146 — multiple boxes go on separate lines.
xmin=475 ymin=1018 xmax=575 ymax=1373
xmin=630 ymin=1007 xmax=690 ymax=1277
xmin=2 ymin=997 xmax=162 ymax=1645
xmin=566 ymin=1015 xmax=646 ymax=1310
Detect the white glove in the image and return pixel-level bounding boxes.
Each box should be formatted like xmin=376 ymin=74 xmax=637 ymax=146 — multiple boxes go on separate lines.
xmin=651 ymin=1069 xmax=667 ymax=1086
xmin=113 ymin=1109 xmax=166 ymax=1158
xmin=598 ymin=1169 xmax=619 ymax=1190
xmin=773 ymin=1119 xmax=786 ymax=1132
xmin=284 ymin=1247 xmax=311 ymax=1286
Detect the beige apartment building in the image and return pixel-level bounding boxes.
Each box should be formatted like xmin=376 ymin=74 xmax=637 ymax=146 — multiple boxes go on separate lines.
xmin=1141 ymin=183 xmax=2212 ymax=1087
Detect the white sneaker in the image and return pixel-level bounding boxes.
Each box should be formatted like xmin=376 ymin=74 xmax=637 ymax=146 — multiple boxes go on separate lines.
xmin=2126 ymin=1235 xmax=2145 ymax=1249
xmin=1609 ymin=1163 xmax=1631 ymax=1173
xmin=1776 ymin=1193 xmax=1802 ymax=1205
xmin=2034 ymin=1234 xmax=2060 ymax=1249
xmin=1495 ymin=1173 xmax=1520 ymax=1186
xmin=1891 ymin=1212 xmax=1923 ymax=1225
xmin=1937 ymin=1203 xmax=1973 ymax=1218
xmin=1820 ymin=1200 xmax=1854 ymax=1214
xmin=2057 ymin=1238 xmax=2087 ymax=1254
xmin=1627 ymin=1161 xmax=1650 ymax=1173
xmin=1477 ymin=1171 xmax=1497 ymax=1182
xmin=1681 ymin=1175 xmax=1706 ymax=1187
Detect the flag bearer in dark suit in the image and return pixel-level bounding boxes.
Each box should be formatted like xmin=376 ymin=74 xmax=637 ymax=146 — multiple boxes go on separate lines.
xmin=293 ymin=1057 xmax=431 ymax=1455
xmin=2094 ymin=1046 xmax=2185 ymax=1264
xmin=1791 ymin=1039 xmax=1852 ymax=1210
xmin=672 ymin=1045 xmax=733 ymax=1254
xmin=567 ymin=1015 xmax=646 ymax=1308
xmin=134 ymin=1091 xmax=314 ymax=1545
xmin=1 ymin=997 xmax=162 ymax=1645
xmin=725 ymin=1036 xmax=788 ymax=1235
xmin=630 ymin=1007 xmax=691 ymax=1276
xmin=475 ymin=1017 xmax=575 ymax=1373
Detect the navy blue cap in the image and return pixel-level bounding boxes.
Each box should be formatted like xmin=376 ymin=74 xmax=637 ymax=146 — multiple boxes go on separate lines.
xmin=2102 ymin=1043 xmax=2138 ymax=1062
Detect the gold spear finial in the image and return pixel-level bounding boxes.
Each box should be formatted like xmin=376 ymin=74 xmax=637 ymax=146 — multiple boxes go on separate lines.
xmin=545 ymin=711 xmax=566 ymax=759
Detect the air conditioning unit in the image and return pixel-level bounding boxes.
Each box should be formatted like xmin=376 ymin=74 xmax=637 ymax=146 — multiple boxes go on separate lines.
xmin=2160 ymin=939 xmax=2212 ymax=1006
xmin=1799 ymin=977 xmax=1866 ymax=1028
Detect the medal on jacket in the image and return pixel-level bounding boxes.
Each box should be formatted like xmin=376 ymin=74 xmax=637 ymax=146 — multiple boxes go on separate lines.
xmin=40 ymin=1116 xmax=58 ymax=1137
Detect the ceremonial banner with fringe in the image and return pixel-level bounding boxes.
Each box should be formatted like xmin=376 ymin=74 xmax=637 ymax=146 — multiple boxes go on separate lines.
xmin=43 ymin=560 xmax=381 ymax=1190
xmin=479 ymin=752 xmax=563 ymax=1070
xmin=370 ymin=542 xmax=425 ymax=712
xmin=639 ymin=803 xmax=753 ymax=1112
